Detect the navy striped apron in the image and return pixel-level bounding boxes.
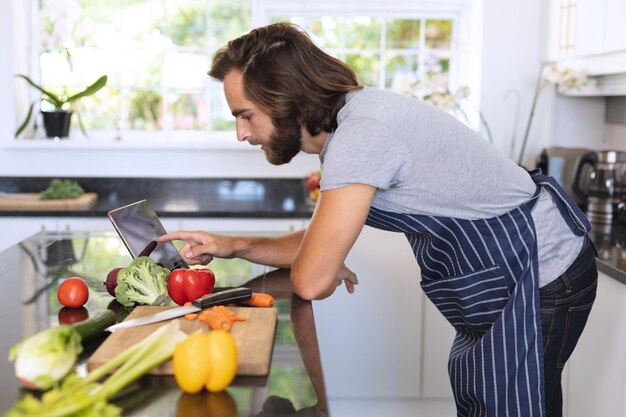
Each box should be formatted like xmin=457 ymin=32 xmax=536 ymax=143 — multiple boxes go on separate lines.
xmin=365 ymin=170 xmax=590 ymax=417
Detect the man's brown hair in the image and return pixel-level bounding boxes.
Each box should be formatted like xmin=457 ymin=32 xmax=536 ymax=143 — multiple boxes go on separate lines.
xmin=209 ymin=23 xmax=362 ymax=135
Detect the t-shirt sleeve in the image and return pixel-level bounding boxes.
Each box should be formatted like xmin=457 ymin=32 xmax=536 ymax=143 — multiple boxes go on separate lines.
xmin=320 ymin=116 xmax=408 ymax=191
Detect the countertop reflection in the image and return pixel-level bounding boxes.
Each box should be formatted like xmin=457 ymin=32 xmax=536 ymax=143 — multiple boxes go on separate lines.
xmin=0 ymin=231 xmax=327 ymax=416
xmin=589 ymin=220 xmax=626 ymax=284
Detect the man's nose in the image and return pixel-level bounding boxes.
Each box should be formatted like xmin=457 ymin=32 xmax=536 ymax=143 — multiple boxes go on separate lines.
xmin=235 ymin=120 xmax=251 ymax=142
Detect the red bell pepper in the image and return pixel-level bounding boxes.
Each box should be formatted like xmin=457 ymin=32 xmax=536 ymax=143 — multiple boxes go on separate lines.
xmin=167 ymin=268 xmax=216 ymax=305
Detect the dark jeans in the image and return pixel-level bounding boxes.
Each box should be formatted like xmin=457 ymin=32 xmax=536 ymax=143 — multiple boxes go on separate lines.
xmin=540 ymin=238 xmax=598 ymax=417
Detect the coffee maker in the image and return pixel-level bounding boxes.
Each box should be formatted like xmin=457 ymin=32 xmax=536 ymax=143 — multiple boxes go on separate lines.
xmin=572 ymin=150 xmax=626 ymax=225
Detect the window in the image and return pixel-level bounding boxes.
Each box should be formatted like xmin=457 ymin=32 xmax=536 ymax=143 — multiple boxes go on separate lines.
xmin=268 ymin=15 xmax=456 ymax=92
xmin=21 ymin=0 xmax=475 ymax=144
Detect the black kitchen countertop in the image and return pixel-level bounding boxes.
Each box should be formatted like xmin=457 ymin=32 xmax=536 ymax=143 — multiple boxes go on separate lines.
xmin=0 ymin=177 xmax=314 ymax=218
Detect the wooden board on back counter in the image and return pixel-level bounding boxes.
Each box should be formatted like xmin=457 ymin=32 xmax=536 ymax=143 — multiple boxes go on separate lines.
xmin=0 ymin=193 xmax=98 ymax=211
xmin=87 ymin=306 xmax=278 ymax=376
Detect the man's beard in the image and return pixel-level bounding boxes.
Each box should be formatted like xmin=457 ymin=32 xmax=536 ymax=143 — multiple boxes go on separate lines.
xmin=265 ymin=118 xmax=302 ymax=165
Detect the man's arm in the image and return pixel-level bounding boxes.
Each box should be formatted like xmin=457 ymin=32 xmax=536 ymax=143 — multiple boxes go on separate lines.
xmin=291 ymin=183 xmax=376 ymax=300
xmin=158 ymin=229 xmax=305 ymax=268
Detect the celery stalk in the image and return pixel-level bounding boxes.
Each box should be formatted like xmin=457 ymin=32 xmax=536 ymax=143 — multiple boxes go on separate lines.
xmin=4 ymin=321 xmax=187 ymax=417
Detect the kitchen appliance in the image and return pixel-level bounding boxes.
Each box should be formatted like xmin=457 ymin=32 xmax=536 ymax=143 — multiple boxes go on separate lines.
xmin=536 ymin=146 xmax=591 ymax=207
xmin=572 ymin=150 xmax=626 ymax=225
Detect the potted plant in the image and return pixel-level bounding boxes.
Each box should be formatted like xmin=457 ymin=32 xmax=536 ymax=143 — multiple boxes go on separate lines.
xmin=15 ymin=74 xmax=107 ymax=139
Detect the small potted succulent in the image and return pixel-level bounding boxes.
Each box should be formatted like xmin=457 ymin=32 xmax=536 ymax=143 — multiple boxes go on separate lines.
xmin=15 ymin=74 xmax=107 ymax=139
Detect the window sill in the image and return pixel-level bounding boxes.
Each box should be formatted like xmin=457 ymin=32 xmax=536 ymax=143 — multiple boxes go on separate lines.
xmin=1 ymin=131 xmax=253 ymax=151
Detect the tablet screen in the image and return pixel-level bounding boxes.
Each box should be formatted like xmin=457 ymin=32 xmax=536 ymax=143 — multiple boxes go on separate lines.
xmin=108 ymin=199 xmax=188 ymax=270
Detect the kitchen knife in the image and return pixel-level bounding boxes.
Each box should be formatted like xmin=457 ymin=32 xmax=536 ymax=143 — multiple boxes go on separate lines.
xmin=105 ymin=287 xmax=252 ymax=332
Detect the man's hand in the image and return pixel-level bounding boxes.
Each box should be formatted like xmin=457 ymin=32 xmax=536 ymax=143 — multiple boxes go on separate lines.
xmin=158 ymin=231 xmax=240 ymax=265
xmin=336 ymin=264 xmax=358 ymax=294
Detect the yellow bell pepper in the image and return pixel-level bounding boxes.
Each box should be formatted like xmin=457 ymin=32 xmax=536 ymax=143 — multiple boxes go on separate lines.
xmin=173 ymin=331 xmax=238 ymax=394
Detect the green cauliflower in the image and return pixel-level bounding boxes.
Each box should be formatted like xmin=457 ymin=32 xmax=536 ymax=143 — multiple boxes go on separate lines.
xmin=114 ymin=257 xmax=170 ymax=307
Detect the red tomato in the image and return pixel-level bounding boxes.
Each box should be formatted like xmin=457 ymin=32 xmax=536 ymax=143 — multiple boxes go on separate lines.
xmin=168 ymin=268 xmax=216 ymax=305
xmin=57 ymin=277 xmax=89 ymax=308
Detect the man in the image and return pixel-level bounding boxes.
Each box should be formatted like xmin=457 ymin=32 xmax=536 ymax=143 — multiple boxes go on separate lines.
xmin=159 ymin=23 xmax=598 ymax=417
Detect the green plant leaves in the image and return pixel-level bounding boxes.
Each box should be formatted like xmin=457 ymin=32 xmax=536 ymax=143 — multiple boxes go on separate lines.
xmin=16 ymin=74 xmax=63 ymax=108
xmin=15 ymin=101 xmax=35 ymax=138
xmin=66 ymin=75 xmax=108 ymax=104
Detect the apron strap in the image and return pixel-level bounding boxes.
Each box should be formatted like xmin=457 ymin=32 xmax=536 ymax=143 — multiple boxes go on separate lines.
xmin=528 ymin=168 xmax=591 ymax=236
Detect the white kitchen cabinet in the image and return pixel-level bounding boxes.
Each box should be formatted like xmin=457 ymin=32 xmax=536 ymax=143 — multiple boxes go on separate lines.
xmin=570 ymin=0 xmax=606 ymax=57
xmin=604 ymin=0 xmax=626 ymax=53
xmin=546 ymin=0 xmax=626 ymax=76
xmin=313 ymin=226 xmax=431 ymax=399
xmin=563 ymin=271 xmax=626 ymax=417
xmin=546 ymin=0 xmax=606 ymax=61
xmin=421 ymin=298 xmax=455 ymax=398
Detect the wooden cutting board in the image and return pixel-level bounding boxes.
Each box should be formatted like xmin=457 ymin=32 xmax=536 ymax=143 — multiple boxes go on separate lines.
xmin=0 ymin=192 xmax=98 ymax=211
xmin=87 ymin=306 xmax=278 ymax=376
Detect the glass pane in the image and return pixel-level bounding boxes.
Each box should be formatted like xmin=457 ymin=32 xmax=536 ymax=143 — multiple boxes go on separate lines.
xmin=120 ymin=0 xmax=166 ymax=48
xmin=425 ymin=19 xmax=453 ymax=49
xmin=346 ymin=53 xmax=380 ymax=87
xmin=122 ymin=50 xmax=163 ymax=87
xmin=424 ymin=54 xmax=450 ymax=75
xmin=271 ymin=16 xmax=289 ymax=24
xmin=306 ymin=17 xmax=343 ymax=49
xmin=125 ymin=89 xmax=162 ymax=130
xmin=69 ymin=0 xmax=119 ymax=48
xmin=39 ymin=50 xmax=71 ymax=87
xmin=385 ymin=54 xmax=419 ymax=89
xmin=163 ymin=0 xmax=207 ymax=47
xmin=210 ymin=88 xmax=235 ymax=131
xmin=77 ymin=86 xmax=121 ymax=130
xmin=345 ymin=17 xmax=381 ymax=49
xmin=162 ymin=52 xmax=210 ymax=89
xmin=39 ymin=0 xmax=84 ymax=50
xmin=69 ymin=47 xmax=122 ymax=87
xmin=386 ymin=19 xmax=421 ymax=49
xmin=167 ymin=91 xmax=207 ymax=130
xmin=208 ymin=0 xmax=251 ymax=49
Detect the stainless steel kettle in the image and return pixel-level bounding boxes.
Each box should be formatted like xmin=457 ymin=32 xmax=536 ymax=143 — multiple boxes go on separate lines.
xmin=572 ymin=150 xmax=626 ymax=224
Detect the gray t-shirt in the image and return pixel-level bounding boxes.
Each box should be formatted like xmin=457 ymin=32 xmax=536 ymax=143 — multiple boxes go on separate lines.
xmin=319 ymin=87 xmax=584 ymax=287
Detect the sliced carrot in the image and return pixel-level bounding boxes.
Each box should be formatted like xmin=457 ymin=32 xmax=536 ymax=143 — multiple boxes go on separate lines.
xmin=241 ymin=292 xmax=275 ymax=308
xmin=211 ymin=305 xmax=247 ymax=322
xmin=198 ymin=309 xmax=232 ymax=331
xmin=184 ymin=313 xmax=199 ymax=320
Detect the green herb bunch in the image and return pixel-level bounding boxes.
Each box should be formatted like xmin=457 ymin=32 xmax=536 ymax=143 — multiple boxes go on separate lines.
xmin=40 ymin=179 xmax=84 ymax=200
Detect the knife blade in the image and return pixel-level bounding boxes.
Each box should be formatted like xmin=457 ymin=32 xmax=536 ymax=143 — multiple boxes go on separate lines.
xmin=105 ymin=287 xmax=252 ymax=332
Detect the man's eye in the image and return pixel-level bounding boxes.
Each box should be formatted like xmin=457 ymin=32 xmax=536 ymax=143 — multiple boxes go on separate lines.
xmin=241 ymin=115 xmax=251 ymax=121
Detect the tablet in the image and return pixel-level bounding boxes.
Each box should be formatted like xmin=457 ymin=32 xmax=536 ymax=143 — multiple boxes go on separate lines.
xmin=108 ymin=199 xmax=188 ymax=270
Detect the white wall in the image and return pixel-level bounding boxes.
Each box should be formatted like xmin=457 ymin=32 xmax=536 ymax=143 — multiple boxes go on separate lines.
xmin=479 ymin=0 xmax=550 ymax=167
xmin=0 ymin=0 xmax=598 ymax=178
